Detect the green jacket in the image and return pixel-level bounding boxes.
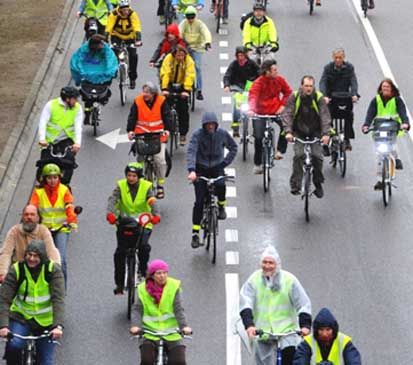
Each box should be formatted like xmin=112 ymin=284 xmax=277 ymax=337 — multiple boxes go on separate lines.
xmin=179 ymin=19 xmax=212 ymax=53
xmin=242 ymin=16 xmax=278 ymax=47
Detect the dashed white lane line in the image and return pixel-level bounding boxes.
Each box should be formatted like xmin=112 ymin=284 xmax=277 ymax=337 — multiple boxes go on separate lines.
xmin=225 ymin=273 xmax=241 ymax=365
xmin=220 ymin=66 xmax=227 ymax=74
xmin=225 ymin=167 xmax=236 ymax=177
xmin=225 ymin=206 xmax=237 ymax=218
xmin=350 ymin=0 xmax=413 ymax=138
xmin=222 ymin=96 xmax=232 ymax=104
xmin=219 ymin=40 xmax=229 ymax=47
xmin=222 ymin=112 xmax=232 ymax=121
xmin=226 ymin=186 xmax=237 ymax=198
xmin=226 ymin=251 xmax=240 ymax=265
xmin=221 ymin=81 xmax=224 ymax=88
xmin=225 ymin=229 xmax=239 ymax=242
xmin=219 ymin=29 xmax=229 ymax=36
xmin=220 ymin=53 xmax=229 ymax=60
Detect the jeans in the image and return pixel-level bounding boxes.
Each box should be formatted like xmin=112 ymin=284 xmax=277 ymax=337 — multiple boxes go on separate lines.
xmin=192 ymin=166 xmax=226 ymax=226
xmin=111 ymin=36 xmax=138 ymax=81
xmin=189 ymin=50 xmax=202 ymax=91
xmin=290 ymin=142 xmax=324 ymax=190
xmin=5 ymin=320 xmax=55 ymax=365
xmin=114 ymin=228 xmax=152 ymax=287
xmin=252 ymin=117 xmax=287 ymax=166
xmin=254 ymin=343 xmax=295 ymax=365
xmin=140 ymin=340 xmax=186 ymax=365
xmin=53 ymin=232 xmax=69 ymax=285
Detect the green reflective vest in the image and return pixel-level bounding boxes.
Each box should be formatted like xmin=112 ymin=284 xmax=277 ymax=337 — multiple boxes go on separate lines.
xmin=36 ymin=184 xmax=71 ymax=232
xmin=375 ymin=95 xmax=403 ymax=136
xmin=116 ymin=179 xmax=153 ymax=229
xmin=304 ymin=332 xmax=352 ymax=365
xmin=10 ymin=262 xmax=54 ymax=327
xmin=251 ymin=270 xmax=298 ymax=337
xmin=46 ymin=98 xmax=79 ymax=144
xmin=293 ymin=91 xmax=323 ymax=118
xmin=138 ymin=277 xmax=181 ymax=341
xmin=84 ymin=0 xmax=110 ymax=25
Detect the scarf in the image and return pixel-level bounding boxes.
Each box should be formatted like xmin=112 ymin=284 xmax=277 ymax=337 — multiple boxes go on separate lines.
xmin=146 ymin=278 xmax=165 ymax=304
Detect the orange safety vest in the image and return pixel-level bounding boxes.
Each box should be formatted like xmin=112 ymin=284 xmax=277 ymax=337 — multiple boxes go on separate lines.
xmin=134 ymin=95 xmax=167 ymax=142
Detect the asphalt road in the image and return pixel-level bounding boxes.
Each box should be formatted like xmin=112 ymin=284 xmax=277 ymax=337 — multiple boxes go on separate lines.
xmin=1 ymin=0 xmax=413 ymax=363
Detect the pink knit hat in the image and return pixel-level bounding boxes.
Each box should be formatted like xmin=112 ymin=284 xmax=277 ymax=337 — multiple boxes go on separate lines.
xmin=148 ymin=259 xmax=169 ymax=275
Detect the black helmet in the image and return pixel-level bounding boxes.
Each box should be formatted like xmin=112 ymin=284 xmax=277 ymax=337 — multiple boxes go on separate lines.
xmin=124 ymin=162 xmax=144 ymax=177
xmin=253 ymin=2 xmax=266 ymax=10
xmin=60 ymin=86 xmax=80 ymax=100
xmin=235 ymin=46 xmax=248 ymax=56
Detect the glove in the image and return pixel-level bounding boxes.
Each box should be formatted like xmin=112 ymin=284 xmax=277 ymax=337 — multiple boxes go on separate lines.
xmin=205 ymin=43 xmax=211 ymax=51
xmin=151 ymin=215 xmax=161 ymax=225
xmin=106 ymin=213 xmax=117 ymax=225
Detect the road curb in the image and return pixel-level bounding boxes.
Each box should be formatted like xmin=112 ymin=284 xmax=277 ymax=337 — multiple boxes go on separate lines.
xmin=0 ymin=0 xmax=79 ymax=232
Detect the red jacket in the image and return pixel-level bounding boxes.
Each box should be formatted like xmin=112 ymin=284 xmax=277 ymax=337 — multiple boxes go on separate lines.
xmin=160 ymin=24 xmax=187 ymax=56
xmin=248 ymin=75 xmax=292 ymax=114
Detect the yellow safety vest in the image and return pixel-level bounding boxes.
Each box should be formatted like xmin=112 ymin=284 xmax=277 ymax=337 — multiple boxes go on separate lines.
xmin=293 ymin=91 xmax=323 ymax=117
xmin=304 ymin=332 xmax=352 ymax=365
xmin=84 ymin=0 xmax=110 ymax=25
xmin=46 ymin=98 xmax=79 ymax=143
xmin=10 ymin=262 xmax=54 ymax=327
xmin=138 ymin=277 xmax=181 ymax=341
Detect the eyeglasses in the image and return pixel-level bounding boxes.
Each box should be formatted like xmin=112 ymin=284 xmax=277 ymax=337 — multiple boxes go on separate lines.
xmin=186 ymin=15 xmax=196 ymax=19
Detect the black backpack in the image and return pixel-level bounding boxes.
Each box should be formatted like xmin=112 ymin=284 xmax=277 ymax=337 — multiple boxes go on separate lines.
xmin=240 ymin=12 xmax=253 ymax=30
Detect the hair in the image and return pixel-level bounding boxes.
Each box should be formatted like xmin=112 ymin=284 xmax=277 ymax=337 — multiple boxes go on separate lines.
xmin=301 ymin=75 xmax=315 ymax=85
xmin=377 ymin=78 xmax=400 ymax=97
xmin=172 ymin=44 xmax=188 ymax=56
xmin=260 ymin=59 xmax=277 ymax=75
xmin=20 ymin=205 xmax=41 ymax=224
xmin=332 ymin=47 xmax=345 ymax=57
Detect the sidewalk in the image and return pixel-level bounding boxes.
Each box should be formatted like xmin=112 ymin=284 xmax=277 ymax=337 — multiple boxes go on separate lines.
xmin=0 ymin=0 xmax=65 ymax=156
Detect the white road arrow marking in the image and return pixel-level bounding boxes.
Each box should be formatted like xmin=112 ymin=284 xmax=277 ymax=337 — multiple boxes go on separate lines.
xmin=96 ymin=128 xmax=130 ymax=150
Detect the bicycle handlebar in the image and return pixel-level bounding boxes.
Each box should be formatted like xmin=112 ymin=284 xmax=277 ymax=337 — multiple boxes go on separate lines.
xmin=294 ymin=137 xmax=321 ymax=144
xmin=132 ymin=328 xmax=193 ymax=339
xmin=255 ymin=329 xmax=301 ymax=339
xmin=41 ymin=145 xmax=72 ymax=158
xmin=8 ymin=332 xmax=52 ymax=341
xmin=198 ymin=175 xmax=235 ymax=184
xmin=253 ymin=114 xmax=282 ymax=122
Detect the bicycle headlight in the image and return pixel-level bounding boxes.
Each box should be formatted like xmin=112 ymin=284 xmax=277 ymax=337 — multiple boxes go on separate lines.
xmin=376 ymin=143 xmax=389 ymax=153
xmin=93 ymin=102 xmax=99 ymax=107
xmin=240 ymin=103 xmax=249 ymax=113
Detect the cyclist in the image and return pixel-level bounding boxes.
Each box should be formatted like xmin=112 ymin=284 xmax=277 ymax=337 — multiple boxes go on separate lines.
xmin=179 ymin=6 xmax=212 ymax=101
xmin=160 ymin=44 xmax=195 ymax=146
xmin=0 ymin=205 xmax=60 ymax=283
xmin=37 ymin=86 xmax=82 ymax=185
xmin=248 ymin=59 xmax=292 ymax=173
xmin=0 ymin=240 xmax=65 ymax=365
xmin=127 ymin=82 xmax=172 ymax=199
xmin=293 ymin=308 xmax=361 ymax=365
xmin=149 ymin=24 xmax=188 ymax=68
xmin=223 ymin=46 xmax=259 ymax=137
xmin=210 ymin=0 xmax=229 ymax=24
xmin=172 ymin=0 xmax=204 ymax=22
xmin=30 ymin=164 xmax=78 ymax=284
xmin=242 ymin=3 xmax=278 ymax=63
xmin=77 ymin=0 xmax=113 ymax=35
xmin=106 ymin=0 xmax=142 ymax=90
xmin=106 ymin=162 xmax=161 ymax=295
xmin=361 ymin=78 xmax=410 ymax=191
xmin=130 ymin=259 xmax=192 ymax=364
xmin=187 ymin=112 xmax=237 ymax=248
xmin=283 ymin=75 xmax=331 ymax=198
xmin=368 ymin=0 xmax=374 ymax=8
xmin=240 ymin=245 xmax=312 ymax=365
xmin=70 ymin=34 xmax=118 ymax=124
xmin=319 ymin=48 xmax=359 ymax=151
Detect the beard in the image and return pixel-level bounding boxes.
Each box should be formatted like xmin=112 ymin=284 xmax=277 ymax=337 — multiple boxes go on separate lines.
xmin=22 ymin=222 xmax=37 ymax=233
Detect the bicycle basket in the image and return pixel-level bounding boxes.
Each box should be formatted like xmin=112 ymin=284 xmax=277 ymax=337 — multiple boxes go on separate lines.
xmin=372 ymin=118 xmax=399 ymax=144
xmin=80 ymin=81 xmax=110 ymax=99
xmin=135 ymin=134 xmax=162 ymax=156
xmin=171 ymin=83 xmax=183 ymax=93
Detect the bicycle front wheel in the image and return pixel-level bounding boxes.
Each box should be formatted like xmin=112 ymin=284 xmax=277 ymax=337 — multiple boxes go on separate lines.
xmin=127 ymin=254 xmax=136 ymax=320
xmin=382 ymin=158 xmax=389 ymax=207
xmin=211 ymin=207 xmax=217 ymax=264
xmin=215 ymin=3 xmax=222 ymax=33
xmin=242 ymin=117 xmax=248 ymax=161
xmin=119 ymin=65 xmax=127 ymax=106
xmin=263 ymin=145 xmax=271 ymax=192
xmin=309 ymin=0 xmax=314 ymax=14
xmin=169 ymin=113 xmax=177 ymax=157
xmin=92 ymin=108 xmax=98 ymax=136
xmin=339 ymin=145 xmax=347 ymax=178
xmin=304 ymin=169 xmax=311 ymax=222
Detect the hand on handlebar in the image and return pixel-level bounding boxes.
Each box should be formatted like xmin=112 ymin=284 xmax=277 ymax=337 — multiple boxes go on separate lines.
xmin=181 ymin=91 xmax=190 ymax=98
xmin=352 ymin=95 xmax=359 ymax=103
xmin=181 ymin=326 xmax=192 ymax=335
xmin=223 ymin=86 xmax=230 ymax=93
xmin=162 ymin=90 xmax=170 ymax=97
xmin=323 ymin=96 xmax=331 ymax=104
xmin=361 ymin=125 xmax=370 ymax=134
xmin=246 ymin=326 xmax=257 ymax=339
xmin=106 ymin=213 xmax=117 ymax=225
xmin=321 ymin=135 xmax=330 ymax=145
xmin=76 ymin=11 xmax=82 ymax=18
xmin=149 ymin=62 xmax=155 ymax=68
xmin=50 ymin=327 xmax=63 ymax=340
xmin=130 ymin=326 xmax=140 ymax=335
xmin=135 ymin=41 xmax=143 ymax=47
xmin=72 ymin=144 xmax=81 ymax=153
xmin=285 ymin=132 xmax=294 ymax=143
xmin=300 ymin=327 xmax=310 ymax=336
xmin=188 ymin=171 xmax=197 ymax=183
xmin=128 ymin=131 xmax=135 ymax=141
xmin=39 ymin=140 xmax=48 ymax=148
xmin=151 ymin=215 xmax=161 ymax=225
xmin=0 ymin=328 xmax=9 ymax=338
xmin=402 ymin=122 xmax=410 ymax=131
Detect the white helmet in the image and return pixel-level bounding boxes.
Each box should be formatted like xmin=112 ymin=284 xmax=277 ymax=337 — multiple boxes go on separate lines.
xmin=119 ymin=0 xmax=130 ymax=8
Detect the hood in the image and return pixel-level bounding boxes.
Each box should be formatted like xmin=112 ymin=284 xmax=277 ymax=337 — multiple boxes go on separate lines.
xmin=25 ymin=239 xmax=48 ymax=264
xmin=201 ymin=112 xmax=219 ymax=128
xmin=313 ymin=308 xmax=339 ymax=339
xmin=166 ymin=23 xmax=180 ymax=38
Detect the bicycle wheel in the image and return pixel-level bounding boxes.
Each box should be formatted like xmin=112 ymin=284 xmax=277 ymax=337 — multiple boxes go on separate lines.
xmin=127 ymin=254 xmax=136 ymax=320
xmin=339 ymin=144 xmax=347 ymax=178
xmin=191 ymin=88 xmax=195 ymax=112
xmin=304 ymin=169 xmax=311 ymax=222
xmin=92 ymin=108 xmax=98 ymax=136
xmin=215 ymin=1 xmax=222 ymax=33
xmin=263 ymin=145 xmax=270 ymax=192
xmin=169 ymin=113 xmax=177 ymax=157
xmin=382 ymin=158 xmax=389 ymax=207
xmin=204 ymin=208 xmax=211 ymax=251
xmin=309 ymin=0 xmax=314 ymax=14
xmin=361 ymin=0 xmax=368 ymax=17
xmin=388 ymin=158 xmax=394 ymax=197
xmin=23 ymin=347 xmax=33 ymax=365
xmin=119 ymin=64 xmax=127 ymax=106
xmin=242 ymin=117 xmax=248 ymax=161
xmin=211 ymin=207 xmax=217 ymax=264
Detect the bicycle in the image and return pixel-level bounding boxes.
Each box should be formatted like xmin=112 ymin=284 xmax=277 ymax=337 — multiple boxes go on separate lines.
xmin=254 ymin=114 xmax=283 ymax=192
xmin=295 ymin=137 xmax=320 ymax=222
xmin=214 ymin=0 xmax=227 ymax=33
xmin=6 ymin=331 xmax=59 ymax=365
xmin=133 ymin=328 xmax=192 ymax=364
xmin=117 ymin=213 xmax=152 ymax=320
xmin=164 ymin=0 xmax=176 ymax=30
xmin=79 ymin=81 xmax=111 ymax=136
xmin=255 ymin=329 xmax=301 ymax=365
xmin=368 ymin=118 xmax=401 ymax=207
xmin=329 ymin=92 xmax=353 ymax=178
xmin=198 ymin=175 xmax=234 ymax=264
xmin=112 ymin=41 xmax=134 ymax=106
xmin=308 ymin=0 xmax=315 ymax=15
xmin=361 ymin=0 xmax=368 ymax=17
xmin=167 ymin=84 xmax=183 ymax=157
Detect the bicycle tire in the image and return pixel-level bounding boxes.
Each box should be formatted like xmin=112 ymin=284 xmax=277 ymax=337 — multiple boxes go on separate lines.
xmin=304 ymin=169 xmax=311 ymax=222
xmin=211 ymin=208 xmax=217 ymax=264
xmin=388 ymin=158 xmax=393 ymax=197
xmin=242 ymin=117 xmax=248 ymax=161
xmin=361 ymin=0 xmax=368 ymax=17
xmin=339 ymin=146 xmax=347 ymax=178
xmin=127 ymin=254 xmax=136 ymax=320
xmin=205 ymin=208 xmax=211 ymax=251
xmin=191 ymin=88 xmax=195 ymax=112
xmin=309 ymin=0 xmax=314 ymax=14
xmin=169 ymin=113 xmax=177 ymax=157
xmin=23 ymin=347 xmax=33 ymax=365
xmin=215 ymin=1 xmax=221 ymax=34
xmin=263 ymin=144 xmax=270 ymax=192
xmin=92 ymin=108 xmax=98 ymax=137
xmin=119 ymin=65 xmax=127 ymax=106
xmin=382 ymin=158 xmax=388 ymax=207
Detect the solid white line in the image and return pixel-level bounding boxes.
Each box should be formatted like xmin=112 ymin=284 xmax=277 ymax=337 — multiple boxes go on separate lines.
xmin=220 ymin=53 xmax=229 ymax=60
xmin=225 ymin=273 xmax=241 ymax=365
xmin=222 ymin=96 xmax=232 ymax=104
xmin=220 ymin=66 xmax=227 ymax=74
xmin=350 ymin=0 xmax=413 ymax=138
xmin=226 ymin=186 xmax=237 ymax=198
xmin=219 ymin=40 xmax=229 ymax=47
xmin=226 ymin=251 xmax=239 ymax=265
xmin=225 ymin=167 xmax=236 ymax=177
xmin=222 ymin=112 xmax=232 ymax=121
xmin=225 ymin=229 xmax=239 ymax=242
xmin=221 ymin=81 xmax=224 ymax=88
xmin=225 ymin=206 xmax=237 ymax=218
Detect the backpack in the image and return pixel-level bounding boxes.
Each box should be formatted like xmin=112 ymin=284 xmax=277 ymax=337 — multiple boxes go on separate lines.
xmin=240 ymin=12 xmax=253 ymax=30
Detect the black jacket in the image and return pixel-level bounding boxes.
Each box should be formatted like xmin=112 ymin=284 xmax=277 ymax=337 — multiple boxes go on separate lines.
xmin=223 ymin=58 xmax=259 ymax=89
xmin=319 ymin=61 xmax=359 ymax=97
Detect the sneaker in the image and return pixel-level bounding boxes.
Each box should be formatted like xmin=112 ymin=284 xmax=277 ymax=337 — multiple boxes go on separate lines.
xmin=159 ymin=15 xmax=165 ymax=25
xmin=179 ymin=135 xmax=186 ymax=146
xmin=344 ymin=140 xmax=352 ymax=151
xmin=290 ymin=188 xmax=301 ymax=196
xmin=274 ymin=151 xmax=283 ymax=160
xmin=313 ymin=184 xmax=324 ymax=199
xmin=322 ymin=145 xmax=331 ymax=157
xmin=113 ymin=286 xmax=124 ymax=295
xmin=395 ymin=158 xmax=403 ymax=170
xmin=191 ymin=233 xmax=200 ymax=248
xmin=196 ymin=90 xmax=204 ymax=101
xmin=253 ymin=165 xmax=263 ymax=174
xmin=374 ymin=181 xmax=384 ymax=190
xmin=218 ymin=206 xmax=227 ymax=220
xmin=368 ymin=0 xmax=375 ymax=8
xmin=129 ymin=79 xmax=136 ymax=89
